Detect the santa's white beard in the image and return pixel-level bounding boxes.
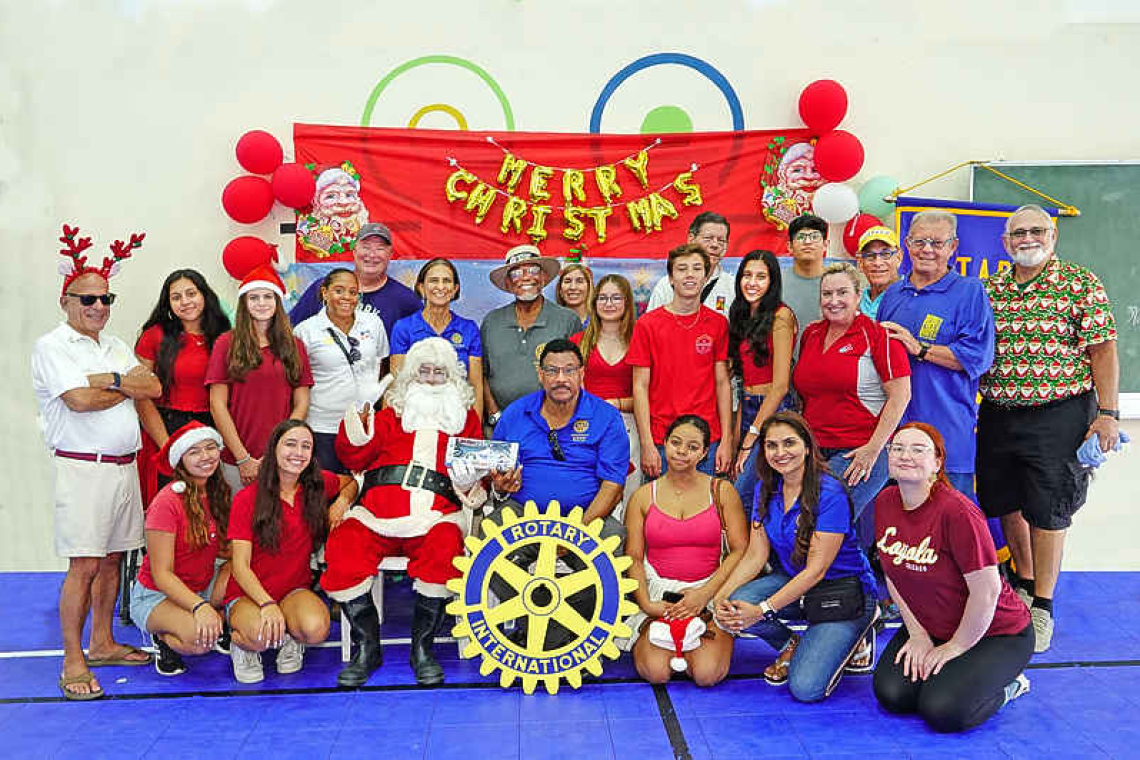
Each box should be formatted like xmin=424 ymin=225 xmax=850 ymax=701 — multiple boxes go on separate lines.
xmin=1010 ymin=244 xmax=1050 ymax=268
xmin=401 ymin=383 xmax=467 ymax=435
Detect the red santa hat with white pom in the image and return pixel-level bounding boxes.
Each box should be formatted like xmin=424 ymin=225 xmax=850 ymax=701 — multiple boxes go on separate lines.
xmin=236 ymin=264 xmax=286 ymax=301
xmin=647 ymin=616 xmax=707 ymax=672
xmin=155 ymin=422 xmax=224 ymax=494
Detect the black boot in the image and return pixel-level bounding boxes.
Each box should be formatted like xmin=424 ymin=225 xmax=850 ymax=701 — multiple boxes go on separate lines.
xmin=410 ymin=594 xmax=448 ymax=686
xmin=337 ymin=592 xmax=383 ymax=687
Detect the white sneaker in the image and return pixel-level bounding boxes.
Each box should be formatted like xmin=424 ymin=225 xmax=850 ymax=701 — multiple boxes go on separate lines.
xmin=231 ymin=645 xmax=264 ymax=684
xmin=1005 ymin=673 xmax=1031 ymax=704
xmin=1031 ymin=607 xmax=1054 ymax=653
xmin=276 ymin=633 xmax=305 ymax=674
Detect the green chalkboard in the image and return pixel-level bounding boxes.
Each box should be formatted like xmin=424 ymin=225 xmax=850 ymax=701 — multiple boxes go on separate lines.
xmin=971 ymin=162 xmax=1139 ymax=393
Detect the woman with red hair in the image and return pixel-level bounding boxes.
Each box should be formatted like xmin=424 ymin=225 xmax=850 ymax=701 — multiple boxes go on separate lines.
xmin=873 ymin=422 xmax=1033 ymax=733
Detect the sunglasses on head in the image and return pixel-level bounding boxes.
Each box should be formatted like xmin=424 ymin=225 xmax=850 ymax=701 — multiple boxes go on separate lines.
xmin=66 ymin=293 xmax=116 ymax=306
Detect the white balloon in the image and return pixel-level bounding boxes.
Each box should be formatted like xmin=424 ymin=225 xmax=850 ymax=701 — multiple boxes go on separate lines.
xmin=811 ymin=182 xmax=859 ymax=223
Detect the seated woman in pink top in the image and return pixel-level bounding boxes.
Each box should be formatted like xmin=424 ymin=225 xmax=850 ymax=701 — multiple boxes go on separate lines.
xmin=622 ymin=415 xmax=749 ymax=686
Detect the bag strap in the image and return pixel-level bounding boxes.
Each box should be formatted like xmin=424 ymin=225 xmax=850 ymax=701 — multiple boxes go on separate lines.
xmin=326 ymin=327 xmax=356 ymax=367
xmin=709 ymin=477 xmax=729 ymax=559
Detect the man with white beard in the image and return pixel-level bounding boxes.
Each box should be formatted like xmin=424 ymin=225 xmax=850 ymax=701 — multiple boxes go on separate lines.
xmin=321 ymin=337 xmax=485 ymax=686
xmin=977 ymin=204 xmax=1119 ymax=653
xmin=480 ymin=245 xmax=582 ymax=431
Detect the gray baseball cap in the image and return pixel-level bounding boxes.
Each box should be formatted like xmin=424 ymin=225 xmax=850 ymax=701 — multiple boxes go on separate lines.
xmin=357 ymin=222 xmax=392 ymax=243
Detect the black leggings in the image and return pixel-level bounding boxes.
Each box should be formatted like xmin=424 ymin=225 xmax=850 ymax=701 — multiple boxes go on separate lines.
xmin=873 ymin=622 xmax=1033 ymax=733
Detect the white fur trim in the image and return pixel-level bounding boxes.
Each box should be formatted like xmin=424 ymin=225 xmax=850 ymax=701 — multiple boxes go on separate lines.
xmin=670 ymin=657 xmax=687 ymax=672
xmin=344 ymin=505 xmax=460 ymax=539
xmin=326 ymin=576 xmax=374 ymax=603
xmin=236 ymin=279 xmax=285 ymax=300
xmin=413 ymin=580 xmax=451 ymax=598
xmin=343 ymin=406 xmax=374 ymax=446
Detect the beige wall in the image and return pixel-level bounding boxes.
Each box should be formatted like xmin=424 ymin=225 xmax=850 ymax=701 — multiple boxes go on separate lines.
xmin=2 ymin=1 xmax=1138 ymax=570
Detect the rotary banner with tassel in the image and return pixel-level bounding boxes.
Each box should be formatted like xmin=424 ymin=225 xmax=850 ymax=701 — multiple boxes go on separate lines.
xmin=292 ymin=123 xmax=813 ymax=261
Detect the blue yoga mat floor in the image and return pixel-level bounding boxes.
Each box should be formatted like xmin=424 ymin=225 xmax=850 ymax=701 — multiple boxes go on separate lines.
xmin=1 ymin=571 xmax=1137 ymax=759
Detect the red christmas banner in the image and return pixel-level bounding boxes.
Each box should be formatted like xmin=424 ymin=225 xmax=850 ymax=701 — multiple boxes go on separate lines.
xmin=293 ymin=123 xmax=816 ymax=261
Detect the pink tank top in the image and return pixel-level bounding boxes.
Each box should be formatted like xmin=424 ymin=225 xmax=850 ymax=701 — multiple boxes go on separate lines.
xmin=644 ymin=481 xmax=723 ymax=582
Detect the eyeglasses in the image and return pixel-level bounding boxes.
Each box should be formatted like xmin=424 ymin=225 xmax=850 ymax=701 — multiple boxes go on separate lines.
xmin=859 ymin=249 xmax=898 ymax=261
xmin=906 ymin=237 xmax=956 ymax=252
xmin=1005 ymin=226 xmax=1052 ymax=240
xmin=547 ymin=429 xmax=566 ymax=461
xmin=887 ymin=443 xmax=933 ymax=457
xmin=793 ymin=231 xmax=824 ymax=243
xmin=65 ymin=293 xmax=116 ymax=306
xmin=596 ymin=294 xmax=625 ymax=305
xmin=540 ymin=364 xmax=581 ymax=378
xmin=509 ymin=264 xmax=542 ymax=281
xmin=417 ymin=364 xmax=448 ymax=383
xmin=696 ymin=234 xmax=728 ymax=247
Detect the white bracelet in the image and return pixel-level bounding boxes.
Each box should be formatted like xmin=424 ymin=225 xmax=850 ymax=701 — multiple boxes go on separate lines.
xmin=235 ymin=455 xmax=252 ymax=466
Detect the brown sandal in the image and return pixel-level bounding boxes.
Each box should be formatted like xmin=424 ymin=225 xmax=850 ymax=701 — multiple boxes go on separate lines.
xmin=764 ymin=635 xmax=799 ymax=686
xmin=58 ymin=671 xmax=105 ymax=701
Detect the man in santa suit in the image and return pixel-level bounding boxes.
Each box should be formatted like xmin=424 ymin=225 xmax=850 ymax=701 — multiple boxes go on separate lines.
xmin=321 ymin=337 xmax=485 ymax=687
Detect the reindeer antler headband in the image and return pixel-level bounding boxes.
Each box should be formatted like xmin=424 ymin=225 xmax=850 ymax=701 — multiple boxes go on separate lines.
xmin=58 ymin=223 xmax=146 ymax=296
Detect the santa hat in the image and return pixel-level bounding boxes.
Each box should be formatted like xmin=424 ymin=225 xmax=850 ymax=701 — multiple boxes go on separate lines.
xmin=647 ymin=616 xmax=707 ymax=672
xmin=154 ymin=422 xmax=223 ymax=494
xmin=237 ymin=264 xmax=285 ymax=301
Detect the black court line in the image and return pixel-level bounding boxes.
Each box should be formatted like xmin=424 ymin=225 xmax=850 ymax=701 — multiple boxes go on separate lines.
xmin=652 ymin=683 xmax=691 ymax=760
xmin=4 ymin=659 xmax=1138 ymax=705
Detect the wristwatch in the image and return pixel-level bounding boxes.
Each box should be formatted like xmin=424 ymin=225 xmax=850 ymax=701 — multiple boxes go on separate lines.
xmin=759 ymin=599 xmax=778 ymax=622
xmin=916 ymin=342 xmax=931 ymax=361
xmin=110 ymin=371 xmax=122 ymax=389
xmin=1097 ymin=407 xmax=1120 ymax=420
xmin=747 ymin=424 xmax=760 ymax=437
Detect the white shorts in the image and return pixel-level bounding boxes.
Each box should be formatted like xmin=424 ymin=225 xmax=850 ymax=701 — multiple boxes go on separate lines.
xmin=53 ymin=457 xmax=144 ymax=558
xmin=616 ymin=560 xmax=716 ymax=652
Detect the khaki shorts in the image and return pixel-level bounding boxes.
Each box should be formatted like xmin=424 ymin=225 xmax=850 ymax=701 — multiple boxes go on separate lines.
xmin=54 ymin=457 xmax=144 ymax=558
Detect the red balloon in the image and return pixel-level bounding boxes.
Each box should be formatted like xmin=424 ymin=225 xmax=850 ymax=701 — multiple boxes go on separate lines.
xmin=222 ymin=236 xmax=277 ymax=280
xmin=272 ymin=163 xmax=316 ymax=209
xmin=222 ymin=176 xmax=274 ymax=224
xmin=235 ymin=130 xmax=283 ymax=175
xmin=842 ymin=213 xmax=882 ymax=255
xmin=798 ymin=79 xmax=848 ymax=133
xmin=814 ymin=130 xmax=865 ymax=182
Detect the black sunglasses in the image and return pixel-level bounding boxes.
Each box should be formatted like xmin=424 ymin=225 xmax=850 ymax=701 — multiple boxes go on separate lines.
xmin=547 ymin=429 xmax=566 ymax=461
xmin=346 ymin=335 xmax=362 ymax=364
xmin=66 ymin=292 xmax=116 ymax=306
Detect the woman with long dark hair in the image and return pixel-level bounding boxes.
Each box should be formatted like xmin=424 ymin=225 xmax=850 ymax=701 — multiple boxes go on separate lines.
xmin=224 ymin=419 xmax=357 ymax=683
xmin=136 ymin=269 xmax=230 ymax=499
xmin=130 ymin=422 xmax=232 ymax=676
xmin=572 ymin=273 xmax=640 ymax=506
xmin=873 ymin=423 xmax=1032 ymax=732
xmin=727 ymin=250 xmax=796 ymax=512
xmin=715 ymin=411 xmax=879 ymax=702
xmin=206 ymin=267 xmax=313 ymax=492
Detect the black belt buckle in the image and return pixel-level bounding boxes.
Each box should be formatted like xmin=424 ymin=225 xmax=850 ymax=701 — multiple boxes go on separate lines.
xmin=402 ymin=463 xmax=427 ymax=491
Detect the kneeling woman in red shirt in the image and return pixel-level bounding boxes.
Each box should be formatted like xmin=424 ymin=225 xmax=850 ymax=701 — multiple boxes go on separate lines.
xmin=130 ymin=422 xmax=231 ymax=676
xmin=224 ymin=419 xmax=357 ymax=683
xmin=874 ymin=422 xmax=1033 ymax=733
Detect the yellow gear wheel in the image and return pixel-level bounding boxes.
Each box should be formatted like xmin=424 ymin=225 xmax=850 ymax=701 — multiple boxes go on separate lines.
xmin=446 ymin=500 xmax=639 ymax=695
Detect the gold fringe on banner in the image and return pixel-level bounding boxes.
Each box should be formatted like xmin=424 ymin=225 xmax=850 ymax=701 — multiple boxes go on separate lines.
xmin=885 ymin=160 xmax=1081 ymax=217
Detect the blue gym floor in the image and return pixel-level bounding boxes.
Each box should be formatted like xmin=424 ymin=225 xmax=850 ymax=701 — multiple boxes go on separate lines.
xmin=2 ymin=572 xmax=1138 ymax=759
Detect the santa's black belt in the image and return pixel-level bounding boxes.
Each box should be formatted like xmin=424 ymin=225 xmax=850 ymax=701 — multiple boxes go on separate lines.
xmin=361 ymin=464 xmax=459 ymax=506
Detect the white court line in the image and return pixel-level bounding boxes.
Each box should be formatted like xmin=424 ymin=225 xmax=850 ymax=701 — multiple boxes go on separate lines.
xmin=0 ymin=637 xmax=458 ymax=659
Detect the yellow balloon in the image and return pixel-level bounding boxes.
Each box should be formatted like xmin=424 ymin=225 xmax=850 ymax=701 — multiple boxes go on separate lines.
xmin=563 ymin=169 xmax=586 ymax=205
xmin=623 ymin=150 xmax=650 ymax=190
xmin=594 ymin=165 xmax=622 ymax=204
xmin=500 ymin=196 xmax=528 ymax=235
xmin=529 ymin=165 xmax=555 ymax=203
xmin=445 ymin=168 xmax=477 ymax=203
xmin=672 ymin=171 xmax=703 ymax=207
xmin=497 ymin=154 xmax=527 ymax=194
xmin=563 ymin=207 xmax=586 ymax=241
xmin=527 ymin=205 xmax=552 ymax=244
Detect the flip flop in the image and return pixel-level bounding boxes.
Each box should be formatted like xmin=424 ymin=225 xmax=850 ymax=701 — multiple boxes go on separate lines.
xmin=87 ymin=644 xmax=153 ymax=667
xmin=59 ymin=671 xmax=105 ymax=701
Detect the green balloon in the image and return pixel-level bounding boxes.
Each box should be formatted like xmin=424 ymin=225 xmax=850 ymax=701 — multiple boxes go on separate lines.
xmin=858 ymin=175 xmax=899 ymax=220
xmin=640 ymin=105 xmax=693 ymax=134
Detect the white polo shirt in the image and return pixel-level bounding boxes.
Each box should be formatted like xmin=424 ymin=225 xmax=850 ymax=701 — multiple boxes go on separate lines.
xmin=31 ymin=322 xmax=142 ymax=455
xmin=645 ymin=266 xmax=736 ymax=318
xmin=294 ymin=307 xmax=389 ymax=434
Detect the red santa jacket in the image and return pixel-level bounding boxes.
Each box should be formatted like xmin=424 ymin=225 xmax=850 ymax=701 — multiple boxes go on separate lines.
xmin=335 ymin=406 xmax=483 ymax=538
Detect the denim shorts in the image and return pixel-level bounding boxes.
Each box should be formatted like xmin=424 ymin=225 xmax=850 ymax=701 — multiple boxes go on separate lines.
xmin=129 ymin=578 xmax=212 ymax=633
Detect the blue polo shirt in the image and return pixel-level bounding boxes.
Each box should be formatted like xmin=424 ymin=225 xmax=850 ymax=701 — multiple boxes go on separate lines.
xmin=389 ymin=310 xmax=483 ymax=371
xmin=754 ymin=473 xmax=876 ymax=596
xmin=494 ymin=389 xmax=629 ymax=514
xmin=877 ymin=271 xmax=995 ymax=473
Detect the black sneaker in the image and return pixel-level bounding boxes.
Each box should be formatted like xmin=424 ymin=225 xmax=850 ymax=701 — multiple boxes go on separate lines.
xmin=152 ymin=634 xmax=187 ymax=677
xmin=213 ymin=624 xmax=232 ymax=656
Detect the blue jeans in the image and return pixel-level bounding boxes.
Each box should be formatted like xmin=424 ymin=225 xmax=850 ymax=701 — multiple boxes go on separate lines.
xmin=823 ymin=446 xmax=889 ymax=549
xmin=733 ymin=392 xmax=793 ymax=519
xmin=651 ymin=439 xmax=721 ymax=479
xmin=730 ymin=571 xmax=878 ymax=703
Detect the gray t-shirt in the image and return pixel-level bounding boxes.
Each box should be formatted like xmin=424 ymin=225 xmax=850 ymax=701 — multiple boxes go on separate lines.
xmin=480 ymin=298 xmax=582 ymax=410
xmin=782 ymin=269 xmax=823 ymax=334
